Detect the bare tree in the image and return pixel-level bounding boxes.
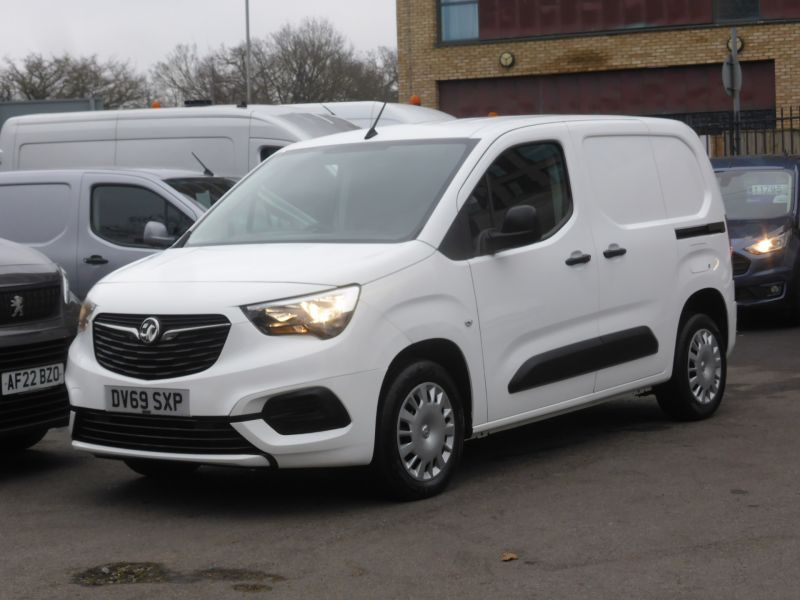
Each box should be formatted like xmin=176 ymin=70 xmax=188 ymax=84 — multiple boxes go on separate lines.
xmin=1 ymin=53 xmax=147 ymax=108
xmin=260 ymin=18 xmax=358 ymax=103
xmin=150 ymin=18 xmax=398 ymax=107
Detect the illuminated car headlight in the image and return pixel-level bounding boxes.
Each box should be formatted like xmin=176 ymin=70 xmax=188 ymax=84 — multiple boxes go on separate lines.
xmin=59 ymin=267 xmax=70 ymax=304
xmin=78 ymin=300 xmax=96 ymax=332
xmin=745 ymin=229 xmax=790 ymax=255
xmin=242 ymin=285 xmax=360 ymax=339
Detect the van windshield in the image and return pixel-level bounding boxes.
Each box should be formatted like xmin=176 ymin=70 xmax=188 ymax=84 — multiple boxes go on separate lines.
xmin=183 ymin=139 xmax=475 ymax=246
xmin=166 ymin=177 xmax=238 ymax=210
xmin=715 ymin=169 xmax=795 ymax=220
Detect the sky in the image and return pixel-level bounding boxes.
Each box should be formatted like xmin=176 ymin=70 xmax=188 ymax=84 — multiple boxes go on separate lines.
xmin=0 ymin=0 xmax=397 ymax=72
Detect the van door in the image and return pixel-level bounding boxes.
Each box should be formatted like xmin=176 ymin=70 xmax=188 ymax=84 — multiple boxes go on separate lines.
xmin=76 ymin=174 xmax=196 ymax=298
xmin=457 ymin=125 xmax=600 ymax=423
xmin=570 ymin=123 xmax=676 ymax=392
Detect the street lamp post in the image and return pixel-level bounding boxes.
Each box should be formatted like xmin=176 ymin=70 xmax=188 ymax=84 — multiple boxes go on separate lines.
xmin=245 ymin=0 xmax=252 ymax=105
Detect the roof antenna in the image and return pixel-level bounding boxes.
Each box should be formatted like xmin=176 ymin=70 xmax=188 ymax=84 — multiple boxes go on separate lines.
xmin=191 ymin=152 xmax=214 ymax=176
xmin=364 ymin=101 xmax=388 ymax=140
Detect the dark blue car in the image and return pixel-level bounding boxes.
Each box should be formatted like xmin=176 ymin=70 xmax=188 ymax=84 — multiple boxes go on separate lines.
xmin=712 ymin=156 xmax=800 ymax=316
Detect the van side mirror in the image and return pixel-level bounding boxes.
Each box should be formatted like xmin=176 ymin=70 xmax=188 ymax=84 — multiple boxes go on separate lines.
xmin=479 ymin=205 xmax=542 ymax=254
xmin=143 ymin=220 xmax=176 ymax=248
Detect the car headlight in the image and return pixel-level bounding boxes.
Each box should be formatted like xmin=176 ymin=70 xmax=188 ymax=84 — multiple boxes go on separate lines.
xmin=242 ymin=285 xmax=360 ymax=339
xmin=78 ymin=300 xmax=96 ymax=332
xmin=745 ymin=229 xmax=790 ymax=255
xmin=59 ymin=267 xmax=70 ymax=304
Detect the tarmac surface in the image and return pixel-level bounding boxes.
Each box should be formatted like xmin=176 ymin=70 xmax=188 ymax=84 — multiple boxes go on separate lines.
xmin=1 ymin=313 xmax=799 ymax=599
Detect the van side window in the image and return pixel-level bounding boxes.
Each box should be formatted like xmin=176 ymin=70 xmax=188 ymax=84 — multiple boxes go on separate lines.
xmin=440 ymin=142 xmax=573 ymax=260
xmin=91 ymin=185 xmax=193 ymax=248
xmin=260 ymin=146 xmax=280 ymax=162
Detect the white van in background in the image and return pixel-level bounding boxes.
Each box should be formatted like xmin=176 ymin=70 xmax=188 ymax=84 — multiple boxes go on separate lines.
xmin=0 ymin=168 xmax=232 ymax=297
xmin=0 ymin=102 xmax=453 ymax=177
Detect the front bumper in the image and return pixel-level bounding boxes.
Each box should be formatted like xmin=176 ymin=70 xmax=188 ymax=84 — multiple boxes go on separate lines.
xmin=66 ymin=300 xmax=404 ymax=468
xmin=732 ymin=249 xmax=797 ymax=308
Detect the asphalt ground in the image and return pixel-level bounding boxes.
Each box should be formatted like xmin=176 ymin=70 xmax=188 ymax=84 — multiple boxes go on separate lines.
xmin=1 ymin=312 xmax=799 ymax=599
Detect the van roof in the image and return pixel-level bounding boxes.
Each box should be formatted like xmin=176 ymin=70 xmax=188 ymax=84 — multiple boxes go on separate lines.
xmin=284 ymin=114 xmax=696 ymax=150
xmin=0 ymin=102 xmax=449 ymax=129
xmin=0 ymin=167 xmax=217 ymax=181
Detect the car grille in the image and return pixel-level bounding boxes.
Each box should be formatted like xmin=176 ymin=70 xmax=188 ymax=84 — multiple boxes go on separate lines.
xmin=731 ymin=252 xmax=750 ymax=276
xmin=72 ymin=409 xmax=260 ymax=455
xmin=93 ymin=314 xmax=231 ymax=380
xmin=0 ymin=284 xmax=60 ymax=325
xmin=0 ymin=338 xmax=70 ymax=433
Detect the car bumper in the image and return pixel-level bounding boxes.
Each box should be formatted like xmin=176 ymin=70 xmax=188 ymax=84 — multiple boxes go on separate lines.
xmin=66 ymin=300 xmax=404 ymax=468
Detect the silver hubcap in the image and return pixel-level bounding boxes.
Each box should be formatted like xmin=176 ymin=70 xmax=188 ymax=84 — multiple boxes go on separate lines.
xmin=396 ymin=382 xmax=455 ymax=482
xmin=688 ymin=328 xmax=722 ymax=404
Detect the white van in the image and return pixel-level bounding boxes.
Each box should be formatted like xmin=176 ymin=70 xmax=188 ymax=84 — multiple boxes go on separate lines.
xmin=67 ymin=116 xmax=736 ymax=499
xmin=0 ymin=102 xmax=452 ymax=177
xmin=0 ymin=168 xmax=233 ymax=297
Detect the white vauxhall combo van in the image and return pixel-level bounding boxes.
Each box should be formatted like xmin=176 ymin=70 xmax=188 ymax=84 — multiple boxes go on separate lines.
xmin=67 ymin=116 xmax=736 ymax=499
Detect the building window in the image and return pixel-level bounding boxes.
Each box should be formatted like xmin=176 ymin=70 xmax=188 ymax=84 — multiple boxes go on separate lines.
xmin=441 ymin=0 xmax=479 ymax=42
xmin=716 ymin=0 xmax=760 ymax=22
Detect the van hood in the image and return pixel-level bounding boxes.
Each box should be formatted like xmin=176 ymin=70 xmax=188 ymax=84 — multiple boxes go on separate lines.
xmin=99 ymin=241 xmax=435 ymax=287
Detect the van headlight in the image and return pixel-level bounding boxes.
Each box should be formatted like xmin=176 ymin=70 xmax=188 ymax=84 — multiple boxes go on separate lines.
xmin=242 ymin=285 xmax=360 ymax=339
xmin=745 ymin=229 xmax=790 ymax=255
xmin=78 ymin=300 xmax=96 ymax=332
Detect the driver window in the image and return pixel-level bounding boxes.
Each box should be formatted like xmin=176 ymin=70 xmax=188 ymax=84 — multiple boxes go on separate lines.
xmin=441 ymin=142 xmax=573 ymax=259
xmin=91 ymin=185 xmax=192 ymax=248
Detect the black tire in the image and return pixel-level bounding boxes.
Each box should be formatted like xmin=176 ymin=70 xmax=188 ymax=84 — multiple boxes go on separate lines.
xmin=124 ymin=458 xmax=200 ymax=479
xmin=372 ymin=360 xmax=465 ymax=501
xmin=0 ymin=428 xmax=47 ymax=451
xmin=656 ymin=313 xmax=726 ymax=421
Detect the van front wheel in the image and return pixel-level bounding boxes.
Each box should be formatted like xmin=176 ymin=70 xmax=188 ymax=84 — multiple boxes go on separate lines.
xmin=373 ymin=361 xmax=465 ymax=501
xmin=656 ymin=313 xmax=726 ymax=421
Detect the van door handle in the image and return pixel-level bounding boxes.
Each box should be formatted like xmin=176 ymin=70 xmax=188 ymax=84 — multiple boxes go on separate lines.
xmin=83 ymin=255 xmax=109 ymax=265
xmin=603 ymin=244 xmax=627 ymax=259
xmin=565 ymin=251 xmax=592 ymax=266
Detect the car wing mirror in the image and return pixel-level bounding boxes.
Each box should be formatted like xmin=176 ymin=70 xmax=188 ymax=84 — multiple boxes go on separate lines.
xmin=143 ymin=220 xmax=176 ymax=248
xmin=479 ymin=205 xmax=542 ymax=255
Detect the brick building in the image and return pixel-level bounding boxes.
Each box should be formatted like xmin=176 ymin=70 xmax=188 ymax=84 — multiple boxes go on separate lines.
xmin=397 ymin=0 xmax=800 ymax=127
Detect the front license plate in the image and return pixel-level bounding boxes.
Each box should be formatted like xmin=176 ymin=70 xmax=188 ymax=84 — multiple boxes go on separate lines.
xmin=1 ymin=363 xmax=64 ymax=396
xmin=105 ymin=386 xmax=190 ymax=416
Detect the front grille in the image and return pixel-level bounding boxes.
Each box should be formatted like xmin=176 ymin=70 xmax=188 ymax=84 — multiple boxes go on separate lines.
xmin=731 ymin=252 xmax=750 ymax=276
xmin=72 ymin=409 xmax=260 ymax=454
xmin=0 ymin=338 xmax=69 ymax=371
xmin=93 ymin=314 xmax=231 ymax=380
xmin=0 ymin=386 xmax=69 ymax=433
xmin=0 ymin=284 xmax=60 ymax=325
xmin=0 ymin=338 xmax=70 ymax=433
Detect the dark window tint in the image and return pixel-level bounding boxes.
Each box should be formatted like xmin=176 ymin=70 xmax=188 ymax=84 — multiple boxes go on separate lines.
xmin=716 ymin=0 xmax=760 ymax=21
xmin=260 ymin=146 xmax=281 ymax=162
xmin=91 ymin=185 xmax=193 ymax=248
xmin=441 ymin=142 xmax=572 ymax=259
xmin=441 ymin=0 xmax=479 ymax=41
